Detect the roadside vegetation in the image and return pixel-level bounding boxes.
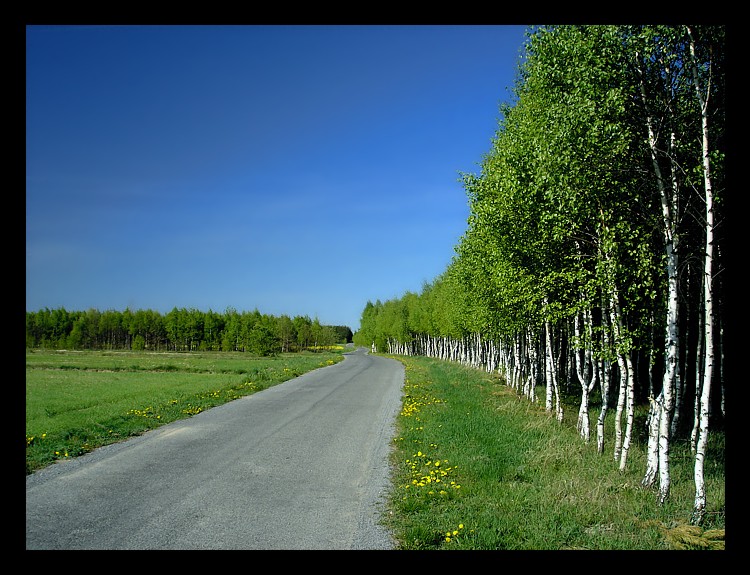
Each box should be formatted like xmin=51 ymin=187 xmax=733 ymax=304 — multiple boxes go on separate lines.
xmin=383 ymin=355 xmax=725 ymax=550
xmin=355 ymin=25 xmax=726 ymax=527
xmin=25 ymin=347 xmax=724 ymax=549
xmin=25 ymin=348 xmax=344 ymax=474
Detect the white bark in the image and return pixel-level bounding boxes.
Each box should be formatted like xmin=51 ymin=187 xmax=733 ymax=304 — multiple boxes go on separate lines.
xmin=575 ymin=309 xmax=598 ymax=443
xmin=608 ymin=294 xmax=631 ymax=467
xmin=544 ymin=320 xmax=563 ymax=422
xmin=642 ymin=393 xmax=662 ymax=486
xmin=545 ymin=322 xmax=563 ymax=421
xmin=596 ymin=311 xmax=611 ymax=454
xmin=619 ymin=352 xmax=635 ymax=471
xmin=687 ymin=25 xmax=716 ymax=524
xmin=636 ymin=48 xmax=678 ymax=503
xmin=690 ymin=298 xmax=704 ymax=453
xmin=656 ymin=173 xmax=678 ymax=505
xmin=613 ymin=364 xmax=626 ymax=464
xmin=609 ymin=294 xmax=624 ymax=463
xmin=518 ymin=333 xmax=527 ymax=395
xmin=545 ymin=324 xmax=554 ymax=414
xmin=667 ymin=127 xmax=683 ymax=440
xmin=526 ymin=330 xmax=538 ymax=402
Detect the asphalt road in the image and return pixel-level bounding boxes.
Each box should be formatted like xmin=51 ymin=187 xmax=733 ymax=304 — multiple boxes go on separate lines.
xmin=26 ymin=348 xmax=404 ymax=550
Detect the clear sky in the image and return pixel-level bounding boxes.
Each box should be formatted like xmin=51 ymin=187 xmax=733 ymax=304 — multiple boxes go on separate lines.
xmin=26 ymin=24 xmax=529 ymax=332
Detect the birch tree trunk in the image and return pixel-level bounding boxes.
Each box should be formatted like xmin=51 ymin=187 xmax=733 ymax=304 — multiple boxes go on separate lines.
xmin=521 ymin=330 xmax=537 ymax=402
xmin=636 ymin=47 xmax=678 ymax=503
xmin=510 ymin=333 xmax=520 ymax=392
xmin=544 ymin=319 xmax=563 ymax=422
xmin=643 ymin=393 xmax=662 ymax=485
xmin=690 ymin=297 xmax=704 ymax=453
xmin=575 ymin=309 xmax=598 ymax=443
xmin=687 ymin=25 xmax=716 ymax=525
xmin=619 ymin=352 xmax=635 ymax=471
xmin=613 ymin=360 xmax=626 ymax=464
xmin=608 ymin=292 xmax=631 ymax=467
xmin=596 ymin=308 xmax=611 ymax=454
xmin=608 ymin=291 xmax=624 ymax=464
xmin=545 ymin=323 xmax=554 ymax=414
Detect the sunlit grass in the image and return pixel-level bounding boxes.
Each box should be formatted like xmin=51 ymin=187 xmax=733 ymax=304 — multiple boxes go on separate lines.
xmin=383 ymin=355 xmax=725 ymax=550
xmin=25 ymin=349 xmax=344 ymax=474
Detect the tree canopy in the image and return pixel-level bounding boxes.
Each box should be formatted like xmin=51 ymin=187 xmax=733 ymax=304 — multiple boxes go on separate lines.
xmin=353 ymin=25 xmax=726 ymax=522
xmin=26 ymin=306 xmax=352 ymax=355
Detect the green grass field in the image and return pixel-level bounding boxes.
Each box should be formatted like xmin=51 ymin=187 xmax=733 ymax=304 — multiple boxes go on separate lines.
xmin=25 ymin=349 xmax=344 ymax=474
xmin=25 ymin=348 xmax=725 ymax=550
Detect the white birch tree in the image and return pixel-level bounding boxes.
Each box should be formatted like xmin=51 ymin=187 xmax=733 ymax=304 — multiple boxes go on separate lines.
xmin=632 ymin=27 xmax=683 ymax=504
xmin=574 ymin=307 xmax=598 ymax=443
xmin=685 ymin=24 xmax=722 ymax=526
xmin=354 ymin=24 xmax=724 ymax=521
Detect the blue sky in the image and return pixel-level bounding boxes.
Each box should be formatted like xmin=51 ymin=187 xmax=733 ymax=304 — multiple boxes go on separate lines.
xmin=26 ymin=24 xmax=529 ymax=331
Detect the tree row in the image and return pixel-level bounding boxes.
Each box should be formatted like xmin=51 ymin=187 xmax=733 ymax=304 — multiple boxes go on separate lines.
xmin=354 ymin=25 xmax=725 ymax=524
xmin=26 ymin=306 xmax=353 ymax=356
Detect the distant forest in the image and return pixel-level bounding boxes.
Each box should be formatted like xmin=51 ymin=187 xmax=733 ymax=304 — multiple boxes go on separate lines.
xmin=25 ymin=307 xmax=353 ymax=356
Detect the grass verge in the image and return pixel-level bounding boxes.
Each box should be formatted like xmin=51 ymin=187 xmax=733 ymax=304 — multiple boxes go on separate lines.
xmin=383 ymin=355 xmax=725 ymax=550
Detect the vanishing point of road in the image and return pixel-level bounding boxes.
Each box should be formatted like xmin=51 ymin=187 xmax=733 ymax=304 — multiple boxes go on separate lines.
xmin=26 ymin=347 xmax=404 ymax=550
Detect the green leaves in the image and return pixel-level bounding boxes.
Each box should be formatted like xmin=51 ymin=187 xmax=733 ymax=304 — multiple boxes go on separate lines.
xmin=358 ymin=25 xmax=723 ymax=382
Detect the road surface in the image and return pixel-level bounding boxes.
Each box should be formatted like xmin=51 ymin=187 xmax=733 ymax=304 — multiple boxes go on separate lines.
xmin=26 ymin=348 xmax=404 ymax=550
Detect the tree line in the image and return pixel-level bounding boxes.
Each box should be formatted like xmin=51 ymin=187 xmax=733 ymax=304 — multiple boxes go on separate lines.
xmin=354 ymin=25 xmax=725 ymax=524
xmin=26 ymin=306 xmax=353 ymax=356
